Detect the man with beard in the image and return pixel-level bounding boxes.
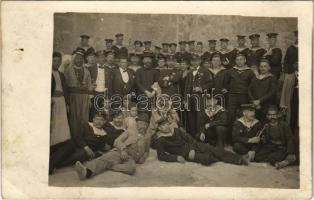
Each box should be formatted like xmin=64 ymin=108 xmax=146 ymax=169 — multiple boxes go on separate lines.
xmin=135 ymin=52 xmax=160 ymax=112
xmin=184 ymin=54 xmax=214 ymax=137
xmin=254 ymin=106 xmax=296 ymax=169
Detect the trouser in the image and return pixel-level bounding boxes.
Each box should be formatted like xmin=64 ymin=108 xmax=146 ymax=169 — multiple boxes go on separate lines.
xmin=187 ymin=142 xmax=243 ymax=166
xmin=227 ymin=93 xmax=249 ymax=143
xmin=187 ymin=94 xmax=204 ymax=137
xmin=254 ymin=143 xmax=287 ymax=165
xmin=49 ymin=140 xmax=76 ymax=174
xmin=290 ymin=87 xmax=299 ymax=131
xmin=280 ymin=73 xmax=296 ymax=125
xmin=204 ymin=126 xmax=227 ymax=148
xmin=84 ymin=150 xmax=136 ymax=177
xmin=233 ymin=142 xmax=257 ymax=155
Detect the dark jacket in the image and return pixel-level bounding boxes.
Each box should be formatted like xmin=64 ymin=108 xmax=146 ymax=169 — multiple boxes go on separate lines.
xmin=208 ymin=68 xmax=227 ymax=94
xmin=225 ymin=67 xmax=255 ymax=94
xmin=158 ymin=68 xmax=182 ymax=98
xmin=135 ymin=67 xmax=160 ymax=94
xmin=112 ymin=67 xmax=135 ymax=96
xmin=283 ymin=45 xmax=298 ymax=74
xmin=94 ymin=65 xmax=114 ymax=97
xmin=232 ymin=118 xmax=263 ymax=144
xmin=112 ymin=45 xmax=128 ymax=58
xmin=265 ymin=48 xmax=283 ymax=77
xmin=247 ymin=48 xmax=267 ymax=67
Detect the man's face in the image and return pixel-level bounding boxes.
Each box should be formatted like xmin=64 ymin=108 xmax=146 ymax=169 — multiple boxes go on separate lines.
xmin=106 ymin=54 xmax=115 ymax=64
xmin=119 ymin=59 xmax=128 ymax=69
xmin=52 ymin=57 xmax=61 ymax=70
xmin=116 ymin=36 xmax=123 ymax=45
xmin=180 ymin=44 xmax=186 ymax=51
xmin=238 ymin=38 xmax=245 ymax=47
xmin=191 ymin=59 xmax=201 ymax=67
xmin=162 ymin=46 xmax=168 ymax=52
xmin=97 ymin=55 xmax=106 ymax=65
xmin=106 ymin=42 xmax=113 ymax=49
xmin=180 ymin=62 xmax=188 ymax=70
xmin=196 ymin=44 xmax=203 ymax=51
xmin=137 ymin=121 xmax=148 ymax=135
xmin=93 ymin=116 xmax=106 ymax=128
xmin=158 ymin=59 xmax=166 ymax=67
xmin=154 ymin=48 xmax=161 ymax=54
xmin=74 ymin=54 xmax=84 ymax=67
xmin=251 ymin=38 xmax=259 ymax=47
xmin=113 ymin=114 xmax=123 ymax=127
xmin=206 ymin=98 xmax=217 ymax=108
xmin=167 ymin=59 xmax=176 ymax=67
xmin=144 ymin=44 xmax=151 ymax=51
xmin=266 ymin=110 xmax=278 ymax=123
xmin=170 ymin=45 xmax=176 ymax=53
xmin=243 ymin=109 xmax=255 ymax=121
xmin=209 ymin=43 xmax=216 ymax=49
xmin=259 ymin=61 xmax=270 ymax=74
xmin=129 ymin=107 xmax=138 ymax=118
xmin=81 ymin=38 xmax=89 ymax=46
xmin=211 ymin=57 xmax=221 ymax=68
xmin=268 ymin=37 xmax=277 ymax=47
xmin=130 ymin=56 xmax=140 ymax=64
xmin=235 ymin=56 xmax=246 ymax=67
xmin=202 ymin=61 xmax=211 ymax=69
xmin=87 ymin=55 xmax=97 ymax=64
xmin=143 ymin=57 xmax=152 ymax=68
xmin=158 ymin=122 xmax=171 ymax=133
xmin=220 ymin=41 xmax=228 ymax=49
xmin=135 ymin=43 xmax=142 ymax=50
xmin=189 ymin=44 xmax=195 ymax=51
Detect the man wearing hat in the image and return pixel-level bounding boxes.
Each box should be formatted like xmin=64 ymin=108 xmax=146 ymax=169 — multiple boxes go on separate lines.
xmin=208 ymin=52 xmax=228 ymax=96
xmin=202 ymin=40 xmax=218 ymax=61
xmin=184 ymin=54 xmax=214 ymax=137
xmin=247 ymin=34 xmax=267 ymax=69
xmin=188 ymin=40 xmax=196 ymax=54
xmin=232 ymin=104 xmax=263 ymax=161
xmin=161 ymin=43 xmax=169 ymax=56
xmin=130 ymin=40 xmax=143 ymax=56
xmin=230 ymin=35 xmax=250 ymax=67
xmin=197 ymin=94 xmax=228 ymax=149
xmin=264 ymin=33 xmax=283 ymax=79
xmin=77 ymin=34 xmax=95 ymax=54
xmin=111 ymin=56 xmax=135 ymax=107
xmin=128 ymin=53 xmax=142 ymax=72
xmin=195 ymin=41 xmax=204 ymax=57
xmin=135 ymin=52 xmax=160 ymax=111
xmin=64 ymin=48 xmax=92 ymax=135
xmin=168 ymin=43 xmax=177 ymax=58
xmin=104 ymin=39 xmax=114 ymax=53
xmin=153 ymin=45 xmax=162 ymax=67
xmin=218 ymin=38 xmax=234 ymax=69
xmin=84 ymin=49 xmax=98 ymax=83
xmin=112 ymin=33 xmax=128 ymax=59
xmin=224 ymin=53 xmax=255 ymax=142
xmin=143 ymin=41 xmax=153 ymax=53
xmin=175 ymin=41 xmax=189 ymax=63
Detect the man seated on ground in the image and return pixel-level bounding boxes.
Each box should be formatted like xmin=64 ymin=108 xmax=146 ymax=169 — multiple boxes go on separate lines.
xmin=56 ymin=112 xmax=123 ymax=168
xmin=155 ymin=119 xmax=249 ymax=165
xmin=74 ymin=112 xmax=151 ymax=180
xmin=232 ymin=104 xmax=263 ymax=162
xmin=254 ymin=105 xmax=296 ymax=169
xmin=197 ymin=95 xmax=228 ymax=149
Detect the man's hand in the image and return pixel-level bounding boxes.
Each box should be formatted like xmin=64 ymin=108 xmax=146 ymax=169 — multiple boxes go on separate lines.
xmin=205 ymin=123 xmax=210 ymax=129
xmin=248 ymin=137 xmax=260 ymax=144
xmin=163 ymin=76 xmax=170 ymax=81
xmin=199 ymin=132 xmax=206 ymax=142
xmin=177 ymin=156 xmax=185 ymax=163
xmin=248 ymin=151 xmax=256 ymax=161
xmin=252 ymin=100 xmax=260 ymax=106
xmin=84 ymin=146 xmax=95 ymax=158
xmin=188 ymin=150 xmax=195 ymax=160
xmin=120 ymin=150 xmax=129 ymax=161
xmin=183 ymin=101 xmax=188 ymax=110
xmin=221 ymin=88 xmax=228 ymax=94
xmin=193 ymin=87 xmax=202 ymax=92
xmin=145 ymin=90 xmax=151 ymax=97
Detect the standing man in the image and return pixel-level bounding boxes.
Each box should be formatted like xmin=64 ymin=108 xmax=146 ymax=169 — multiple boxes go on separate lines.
xmin=224 ymin=53 xmax=255 ymax=142
xmin=184 ymin=54 xmax=214 ymax=137
xmin=131 ymin=40 xmax=143 ymax=56
xmin=218 ymin=38 xmax=233 ymax=69
xmin=112 ymin=56 xmax=136 ymax=107
xmin=246 ymin=34 xmax=267 ymax=73
xmin=230 ymin=35 xmax=250 ymax=67
xmin=135 ymin=52 xmax=160 ymax=112
xmin=208 ymin=53 xmax=228 ymax=96
xmin=264 ymin=33 xmax=283 ymax=79
xmin=175 ymin=41 xmax=189 ymax=63
xmin=168 ymin=43 xmax=177 ymax=58
xmin=202 ymin=40 xmax=217 ymax=62
xmin=161 ymin=43 xmax=169 ymax=57
xmin=104 ymin=39 xmax=114 ymax=53
xmin=128 ymin=53 xmax=142 ymax=73
xmin=153 ymin=45 xmax=162 ymax=68
xmin=112 ymin=33 xmax=128 ymax=58
xmin=195 ymin=41 xmax=204 ymax=57
xmin=77 ymin=34 xmax=95 ymax=53
xmin=187 ymin=40 xmax=196 ymax=55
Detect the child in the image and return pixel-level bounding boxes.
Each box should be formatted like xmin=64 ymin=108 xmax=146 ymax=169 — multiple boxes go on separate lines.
xmin=248 ymin=58 xmax=277 ymax=122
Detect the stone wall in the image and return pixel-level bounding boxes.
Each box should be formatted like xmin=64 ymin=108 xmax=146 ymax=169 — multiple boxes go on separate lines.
xmin=53 ymin=13 xmax=297 ymax=56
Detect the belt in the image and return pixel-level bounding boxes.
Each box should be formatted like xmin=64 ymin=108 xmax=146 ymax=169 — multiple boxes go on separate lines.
xmin=52 ymin=91 xmax=64 ymax=97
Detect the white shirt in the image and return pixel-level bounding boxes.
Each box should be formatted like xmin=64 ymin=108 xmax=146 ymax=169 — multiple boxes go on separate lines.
xmin=119 ymin=67 xmax=129 ymax=83
xmin=95 ymin=67 xmax=106 ymax=92
xmin=193 ymin=66 xmax=200 ymax=76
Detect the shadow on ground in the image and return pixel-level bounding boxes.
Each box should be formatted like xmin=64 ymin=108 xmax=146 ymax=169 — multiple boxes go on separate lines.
xmin=49 ymin=149 xmax=299 ymax=188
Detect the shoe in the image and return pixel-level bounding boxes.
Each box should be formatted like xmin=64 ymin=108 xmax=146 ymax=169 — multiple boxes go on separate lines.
xmin=241 ymin=154 xmax=250 ymax=166
xmin=275 ymin=160 xmax=290 ymax=169
xmin=75 ymin=161 xmax=87 ymax=180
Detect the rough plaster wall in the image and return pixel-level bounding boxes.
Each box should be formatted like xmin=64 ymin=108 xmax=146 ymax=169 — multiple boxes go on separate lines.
xmin=53 ymin=13 xmax=297 ymax=56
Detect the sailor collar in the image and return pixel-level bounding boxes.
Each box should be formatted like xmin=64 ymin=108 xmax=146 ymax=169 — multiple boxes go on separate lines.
xmin=250 ymin=47 xmax=263 ymax=51
xmin=236 ymin=47 xmax=248 ymax=51
xmin=255 ymin=72 xmax=273 ymax=80
xmin=233 ymin=65 xmax=250 ymax=71
xmin=219 ymin=49 xmax=232 ymax=54
xmin=205 ymin=105 xmax=224 ymax=118
xmin=208 ymin=66 xmax=226 ymax=75
xmin=237 ymin=117 xmax=259 ymax=129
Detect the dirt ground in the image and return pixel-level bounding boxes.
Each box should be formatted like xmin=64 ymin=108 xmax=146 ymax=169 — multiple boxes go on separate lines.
xmin=49 ymin=148 xmax=299 ymax=188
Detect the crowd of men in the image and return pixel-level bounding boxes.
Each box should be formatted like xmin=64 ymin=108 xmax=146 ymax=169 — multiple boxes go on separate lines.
xmin=50 ymin=31 xmax=299 ymax=180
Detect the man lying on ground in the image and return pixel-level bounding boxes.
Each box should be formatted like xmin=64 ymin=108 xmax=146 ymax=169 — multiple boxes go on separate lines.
xmin=155 ymin=119 xmax=249 ymax=166
xmin=74 ymin=112 xmax=150 ymax=180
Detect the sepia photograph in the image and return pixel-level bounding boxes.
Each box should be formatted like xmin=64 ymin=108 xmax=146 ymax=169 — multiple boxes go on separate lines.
xmin=49 ymin=13 xmax=300 ymax=188
xmin=1 ymin=1 xmax=312 ymax=199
